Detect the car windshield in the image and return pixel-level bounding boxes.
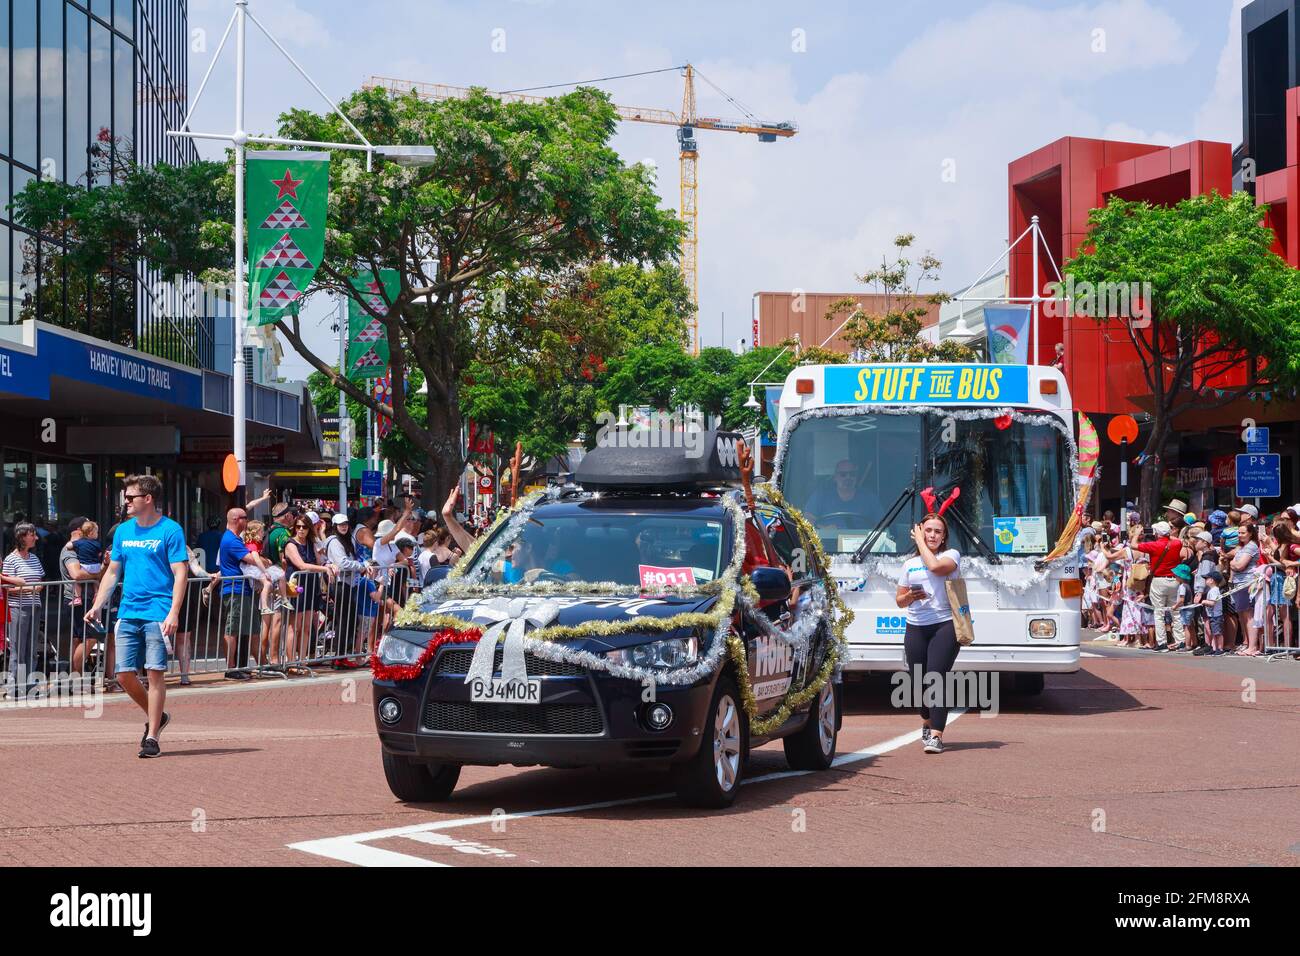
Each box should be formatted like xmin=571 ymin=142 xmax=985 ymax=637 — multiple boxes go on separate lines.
xmin=779 ymin=410 xmax=1073 ymax=557
xmin=462 ymin=510 xmax=727 ymax=587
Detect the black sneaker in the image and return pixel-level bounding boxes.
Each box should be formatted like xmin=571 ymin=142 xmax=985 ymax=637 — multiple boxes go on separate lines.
xmin=138 ymin=737 xmax=161 ymax=758
xmin=1192 ymin=646 xmax=1208 ymax=656
xmin=224 ymin=670 xmax=251 ymax=681
xmin=141 ymin=712 xmax=171 ymax=748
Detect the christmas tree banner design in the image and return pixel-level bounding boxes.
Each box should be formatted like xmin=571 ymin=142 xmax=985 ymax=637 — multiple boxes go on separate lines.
xmin=246 ymin=150 xmax=329 ymax=326
xmin=347 ymin=268 xmax=400 ymax=380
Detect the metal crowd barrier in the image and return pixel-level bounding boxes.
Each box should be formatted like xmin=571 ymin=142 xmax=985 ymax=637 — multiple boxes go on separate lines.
xmin=1 ymin=562 xmax=424 ymax=699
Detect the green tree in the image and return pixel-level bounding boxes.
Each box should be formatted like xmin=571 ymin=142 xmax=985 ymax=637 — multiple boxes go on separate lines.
xmin=270 ymin=86 xmax=683 ymax=504
xmin=833 ymin=233 xmax=977 ymax=363
xmin=1066 ymin=192 xmax=1300 ymax=518
xmin=459 ymin=261 xmax=692 ymax=473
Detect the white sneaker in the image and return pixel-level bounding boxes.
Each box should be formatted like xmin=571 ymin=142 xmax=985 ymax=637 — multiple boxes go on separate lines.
xmin=923 ymin=734 xmax=944 ymax=754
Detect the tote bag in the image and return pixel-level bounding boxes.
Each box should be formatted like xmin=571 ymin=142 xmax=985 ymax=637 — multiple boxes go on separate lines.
xmin=944 ymin=576 xmax=976 ymax=646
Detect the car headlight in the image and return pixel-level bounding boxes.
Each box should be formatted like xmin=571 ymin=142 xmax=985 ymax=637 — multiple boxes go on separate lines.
xmin=377 ymin=634 xmax=425 ymax=666
xmin=605 ymin=636 xmax=699 ymax=669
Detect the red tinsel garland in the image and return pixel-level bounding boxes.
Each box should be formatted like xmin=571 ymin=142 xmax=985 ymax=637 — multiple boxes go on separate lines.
xmin=370 ymin=626 xmax=483 ymax=682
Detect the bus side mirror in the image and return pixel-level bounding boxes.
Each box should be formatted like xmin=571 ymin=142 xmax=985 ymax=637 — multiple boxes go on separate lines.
xmin=750 ymin=566 xmax=791 ymax=604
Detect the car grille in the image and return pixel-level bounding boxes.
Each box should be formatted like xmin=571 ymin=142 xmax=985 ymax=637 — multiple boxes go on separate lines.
xmin=433 ymin=646 xmax=588 ymax=678
xmin=422 ymin=700 xmax=605 ymax=736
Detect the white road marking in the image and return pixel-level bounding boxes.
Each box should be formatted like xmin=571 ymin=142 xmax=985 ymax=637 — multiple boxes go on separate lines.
xmin=287 ymin=710 xmax=964 ymax=866
xmin=1081 ymin=652 xmax=1103 ymax=658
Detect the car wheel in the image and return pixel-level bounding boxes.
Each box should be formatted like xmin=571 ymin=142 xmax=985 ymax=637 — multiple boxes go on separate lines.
xmin=783 ymin=680 xmax=838 ymax=771
xmin=382 ymin=750 xmax=462 ymax=802
xmin=1014 ymin=672 xmax=1045 ymax=696
xmin=673 ymin=676 xmax=747 ymax=808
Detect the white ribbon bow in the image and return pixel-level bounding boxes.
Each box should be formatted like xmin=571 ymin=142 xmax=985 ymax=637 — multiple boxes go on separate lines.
xmin=464 ymin=598 xmax=562 ymax=687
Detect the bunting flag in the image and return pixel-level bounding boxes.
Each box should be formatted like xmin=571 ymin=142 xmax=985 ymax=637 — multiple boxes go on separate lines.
xmin=346 ymin=268 xmax=400 ymax=380
xmin=246 ymin=151 xmax=329 ymax=326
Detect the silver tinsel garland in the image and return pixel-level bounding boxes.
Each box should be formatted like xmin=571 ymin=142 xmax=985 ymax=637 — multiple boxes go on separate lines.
xmin=405 ymin=489 xmax=847 ymax=690
xmin=769 ymin=403 xmax=1079 ymax=491
xmin=771 ymin=403 xmax=1080 ymax=589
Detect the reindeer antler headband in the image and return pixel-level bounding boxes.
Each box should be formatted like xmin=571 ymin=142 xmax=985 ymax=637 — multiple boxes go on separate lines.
xmin=919 ymin=485 xmax=961 ymax=517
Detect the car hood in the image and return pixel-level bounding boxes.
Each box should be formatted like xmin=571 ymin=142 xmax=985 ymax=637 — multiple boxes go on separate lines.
xmin=394 ymin=592 xmax=719 ymax=652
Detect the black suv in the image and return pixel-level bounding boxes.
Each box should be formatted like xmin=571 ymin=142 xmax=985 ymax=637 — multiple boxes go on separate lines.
xmin=372 ymin=434 xmax=842 ymax=808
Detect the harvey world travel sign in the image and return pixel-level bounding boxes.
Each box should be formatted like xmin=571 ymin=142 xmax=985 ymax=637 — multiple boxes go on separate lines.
xmin=823 ymin=364 xmax=1030 ymax=405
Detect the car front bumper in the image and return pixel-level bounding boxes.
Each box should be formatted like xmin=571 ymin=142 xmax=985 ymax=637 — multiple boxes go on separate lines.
xmin=373 ymin=649 xmax=717 ymax=769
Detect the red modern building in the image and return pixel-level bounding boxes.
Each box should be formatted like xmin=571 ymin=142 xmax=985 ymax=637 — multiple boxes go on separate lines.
xmin=1003 ymin=0 xmax=1300 ymax=511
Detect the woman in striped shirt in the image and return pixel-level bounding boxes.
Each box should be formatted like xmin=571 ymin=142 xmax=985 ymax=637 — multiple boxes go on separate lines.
xmin=3 ymin=523 xmax=46 ymax=698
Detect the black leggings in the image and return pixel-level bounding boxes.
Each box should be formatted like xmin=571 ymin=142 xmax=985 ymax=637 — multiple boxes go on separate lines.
xmin=903 ymin=619 xmax=960 ymax=732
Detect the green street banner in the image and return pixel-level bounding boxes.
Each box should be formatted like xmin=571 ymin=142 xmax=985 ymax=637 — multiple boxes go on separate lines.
xmin=347 ymin=268 xmax=399 ymax=380
xmin=246 ymin=150 xmax=329 ymax=326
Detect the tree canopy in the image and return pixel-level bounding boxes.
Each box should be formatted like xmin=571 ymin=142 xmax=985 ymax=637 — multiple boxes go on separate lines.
xmin=1066 ymin=191 xmax=1300 ymax=516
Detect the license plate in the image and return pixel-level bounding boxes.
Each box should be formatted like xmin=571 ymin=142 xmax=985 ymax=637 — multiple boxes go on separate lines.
xmin=469 ymin=677 xmax=542 ymax=705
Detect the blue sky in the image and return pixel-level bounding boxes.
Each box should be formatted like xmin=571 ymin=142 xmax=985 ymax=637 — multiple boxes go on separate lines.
xmin=186 ymin=0 xmax=1249 ymax=373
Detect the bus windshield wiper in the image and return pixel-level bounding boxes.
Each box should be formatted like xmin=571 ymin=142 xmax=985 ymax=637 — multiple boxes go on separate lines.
xmin=939 ymin=495 xmax=1002 ymax=564
xmin=852 ymin=479 xmax=918 ymax=563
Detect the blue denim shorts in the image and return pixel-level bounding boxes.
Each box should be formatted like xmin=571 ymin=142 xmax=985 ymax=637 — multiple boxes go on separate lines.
xmin=114 ymin=619 xmax=169 ymax=673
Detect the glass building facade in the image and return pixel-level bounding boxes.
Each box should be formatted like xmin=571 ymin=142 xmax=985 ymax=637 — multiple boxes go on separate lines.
xmin=0 ymin=0 xmax=197 ymax=344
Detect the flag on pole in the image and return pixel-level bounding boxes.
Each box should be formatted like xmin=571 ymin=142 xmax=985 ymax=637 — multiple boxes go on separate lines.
xmin=346 ymin=268 xmax=399 ymax=380
xmin=373 ymin=371 xmax=393 ymax=439
xmin=246 ymin=151 xmax=329 ymax=326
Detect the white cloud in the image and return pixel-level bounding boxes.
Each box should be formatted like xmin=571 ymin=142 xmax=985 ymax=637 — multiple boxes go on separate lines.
xmin=1193 ymin=0 xmax=1248 ymax=142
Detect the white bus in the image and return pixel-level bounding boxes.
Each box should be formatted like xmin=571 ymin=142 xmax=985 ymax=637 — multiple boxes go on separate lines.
xmin=771 ymin=363 xmax=1081 ymax=693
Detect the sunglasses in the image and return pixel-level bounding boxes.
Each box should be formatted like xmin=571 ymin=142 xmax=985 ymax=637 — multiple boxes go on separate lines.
xmin=123 ymin=493 xmax=150 ymax=502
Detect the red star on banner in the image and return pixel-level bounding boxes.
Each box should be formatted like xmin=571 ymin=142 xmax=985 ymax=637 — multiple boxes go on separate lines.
xmin=272 ymin=168 xmax=304 ymax=199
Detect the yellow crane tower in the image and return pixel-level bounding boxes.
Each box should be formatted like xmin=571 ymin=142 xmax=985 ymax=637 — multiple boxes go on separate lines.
xmin=364 ymin=65 xmax=797 ymax=354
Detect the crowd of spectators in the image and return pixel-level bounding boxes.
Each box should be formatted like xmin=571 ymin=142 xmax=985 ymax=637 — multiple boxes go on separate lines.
xmin=1079 ymin=499 xmax=1300 ymax=657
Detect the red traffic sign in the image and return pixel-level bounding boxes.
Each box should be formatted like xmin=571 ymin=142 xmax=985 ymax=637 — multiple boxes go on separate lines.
xmin=1107 ymin=414 xmax=1138 ymax=445
xmin=478 ymin=475 xmax=494 ymax=493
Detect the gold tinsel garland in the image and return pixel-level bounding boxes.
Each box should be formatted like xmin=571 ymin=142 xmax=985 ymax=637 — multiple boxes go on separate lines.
xmin=392 ymin=488 xmax=853 ymax=735
xmin=727 ymin=632 xmax=841 ymax=737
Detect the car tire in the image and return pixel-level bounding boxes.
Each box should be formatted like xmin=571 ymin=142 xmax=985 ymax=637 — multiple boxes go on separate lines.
xmin=783 ymin=680 xmax=839 ymax=771
xmin=382 ymin=750 xmax=462 ymax=802
xmin=1014 ymin=672 xmax=1045 ymax=696
xmin=673 ymin=676 xmax=747 ymax=809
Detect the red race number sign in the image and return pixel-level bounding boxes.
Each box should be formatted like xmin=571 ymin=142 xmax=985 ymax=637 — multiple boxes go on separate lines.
xmin=638 ymin=565 xmax=697 ymax=590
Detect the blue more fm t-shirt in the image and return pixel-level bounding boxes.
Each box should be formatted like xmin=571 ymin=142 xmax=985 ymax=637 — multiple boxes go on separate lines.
xmin=110 ymin=516 xmax=188 ymax=622
xmin=218 ymin=529 xmax=251 ymax=594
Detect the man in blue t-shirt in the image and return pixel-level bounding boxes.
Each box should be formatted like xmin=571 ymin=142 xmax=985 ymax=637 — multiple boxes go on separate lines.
xmin=86 ymin=474 xmax=187 ymax=759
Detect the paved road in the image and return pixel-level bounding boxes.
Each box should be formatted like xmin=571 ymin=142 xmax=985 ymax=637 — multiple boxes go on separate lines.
xmin=3 ymin=642 xmax=1298 ymax=867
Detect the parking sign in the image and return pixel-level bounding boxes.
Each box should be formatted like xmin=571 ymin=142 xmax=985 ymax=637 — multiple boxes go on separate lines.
xmin=1234 ymin=454 xmax=1280 ymax=499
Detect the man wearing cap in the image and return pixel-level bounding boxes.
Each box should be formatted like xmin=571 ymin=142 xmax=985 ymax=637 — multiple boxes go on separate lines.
xmin=58 ymin=516 xmax=101 ymax=678
xmin=1132 ymin=520 xmax=1188 ymax=650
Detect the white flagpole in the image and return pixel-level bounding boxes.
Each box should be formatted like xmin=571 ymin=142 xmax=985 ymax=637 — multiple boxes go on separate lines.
xmin=232 ymin=0 xmax=249 ymax=497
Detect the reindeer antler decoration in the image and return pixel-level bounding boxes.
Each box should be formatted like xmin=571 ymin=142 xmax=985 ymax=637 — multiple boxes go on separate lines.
xmin=920 ymin=485 xmax=961 ymax=516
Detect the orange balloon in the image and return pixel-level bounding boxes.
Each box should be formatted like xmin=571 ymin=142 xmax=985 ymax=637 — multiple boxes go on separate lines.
xmin=1107 ymin=414 xmax=1139 ymax=445
xmin=222 ymin=454 xmax=240 ymax=493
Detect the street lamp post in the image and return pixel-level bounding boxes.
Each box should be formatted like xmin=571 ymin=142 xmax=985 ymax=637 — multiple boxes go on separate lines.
xmin=168 ymin=0 xmax=437 ymax=503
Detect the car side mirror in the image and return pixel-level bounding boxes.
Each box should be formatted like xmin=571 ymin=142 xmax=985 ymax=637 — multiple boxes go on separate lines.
xmin=750 ymin=566 xmax=791 ymax=604
xmin=423 ymin=565 xmax=450 ymax=588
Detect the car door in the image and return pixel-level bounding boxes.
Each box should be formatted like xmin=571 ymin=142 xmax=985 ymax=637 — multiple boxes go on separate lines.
xmin=738 ymin=506 xmax=807 ymax=718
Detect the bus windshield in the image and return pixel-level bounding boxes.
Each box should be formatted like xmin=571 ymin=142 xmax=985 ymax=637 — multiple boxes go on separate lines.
xmin=779 ymin=410 xmax=1073 ymax=557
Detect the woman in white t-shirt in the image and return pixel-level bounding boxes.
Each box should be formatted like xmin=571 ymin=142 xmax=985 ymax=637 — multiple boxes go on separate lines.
xmin=895 ymin=513 xmax=962 ymax=754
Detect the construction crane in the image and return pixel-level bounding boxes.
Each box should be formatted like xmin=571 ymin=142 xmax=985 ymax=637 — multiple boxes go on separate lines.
xmin=364 ymin=65 xmax=797 ymax=354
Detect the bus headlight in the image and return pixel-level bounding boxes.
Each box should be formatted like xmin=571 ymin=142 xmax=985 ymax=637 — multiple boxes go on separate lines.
xmin=1028 ymin=619 xmax=1057 ymax=640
